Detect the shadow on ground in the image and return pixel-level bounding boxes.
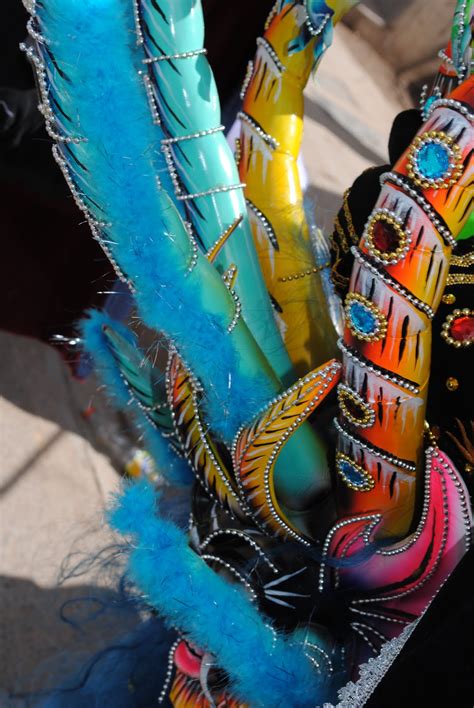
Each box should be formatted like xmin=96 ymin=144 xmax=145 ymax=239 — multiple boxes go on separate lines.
xmin=0 ymin=574 xmax=140 ymax=701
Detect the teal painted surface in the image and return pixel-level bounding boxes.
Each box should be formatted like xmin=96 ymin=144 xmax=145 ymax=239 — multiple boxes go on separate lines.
xmin=141 ymin=0 xmax=294 ymax=381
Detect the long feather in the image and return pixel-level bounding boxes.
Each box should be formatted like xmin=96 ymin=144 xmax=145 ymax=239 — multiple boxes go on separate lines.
xmin=24 ymin=0 xmax=280 ymax=442
xmin=109 ymin=481 xmax=327 ymax=707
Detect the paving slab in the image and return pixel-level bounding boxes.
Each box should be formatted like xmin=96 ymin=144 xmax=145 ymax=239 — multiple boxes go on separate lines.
xmin=0 ymin=331 xmax=124 ymax=697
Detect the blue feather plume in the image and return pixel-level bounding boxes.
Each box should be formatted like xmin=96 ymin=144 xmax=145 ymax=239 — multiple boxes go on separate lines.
xmin=29 ymin=0 xmax=279 ymax=443
xmin=109 ymin=481 xmax=327 ymax=707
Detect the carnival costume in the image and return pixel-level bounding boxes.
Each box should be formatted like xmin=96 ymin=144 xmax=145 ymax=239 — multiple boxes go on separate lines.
xmin=21 ymin=0 xmax=474 ymax=705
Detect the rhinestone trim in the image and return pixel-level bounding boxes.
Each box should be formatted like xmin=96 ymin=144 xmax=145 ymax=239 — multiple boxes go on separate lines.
xmin=240 ymin=60 xmax=254 ymax=100
xmin=161 ymin=125 xmax=224 ymax=144
xmin=238 ymin=111 xmax=280 ymax=150
xmin=380 ymin=172 xmax=456 ymax=248
xmin=334 ymin=418 xmax=417 ymax=472
xmin=157 ymin=638 xmax=180 ymax=703
xmin=246 ymin=198 xmax=278 ymax=249
xmin=305 ymin=12 xmax=331 ymax=37
xmin=200 ymin=554 xmax=257 ymax=601
xmin=351 ymin=247 xmax=435 ymax=319
xmin=256 ymin=36 xmax=285 ymax=73
xmin=337 ymin=338 xmax=420 ymax=394
xmin=425 ymin=97 xmax=474 ymax=123
xmin=143 ymin=48 xmax=207 ymax=64
xmin=199 ymin=529 xmax=279 ymax=574
xmin=177 ymin=183 xmax=246 ymax=201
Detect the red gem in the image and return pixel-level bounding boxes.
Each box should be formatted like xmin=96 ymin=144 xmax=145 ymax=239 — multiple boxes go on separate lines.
xmin=450 ymin=315 xmax=474 ymax=343
xmin=372 ymin=220 xmax=401 ymax=253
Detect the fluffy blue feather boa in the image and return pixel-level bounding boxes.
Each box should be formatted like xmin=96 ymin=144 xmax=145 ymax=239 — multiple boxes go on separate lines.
xmin=109 ymin=481 xmax=327 ymax=707
xmin=34 ymin=0 xmax=278 ymax=443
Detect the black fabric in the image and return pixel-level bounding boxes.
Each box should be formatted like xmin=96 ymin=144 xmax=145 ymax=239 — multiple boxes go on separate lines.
xmin=387 ymin=108 xmax=423 ymax=165
xmin=366 ymin=546 xmax=474 ymax=707
xmin=427 ymin=235 xmax=474 ymax=490
xmin=329 ymin=165 xmax=389 ymax=298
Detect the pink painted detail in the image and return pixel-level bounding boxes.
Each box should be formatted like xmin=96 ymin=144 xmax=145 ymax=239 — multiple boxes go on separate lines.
xmin=174 ymin=640 xmax=203 ymax=679
xmin=321 ymin=448 xmax=471 ymax=642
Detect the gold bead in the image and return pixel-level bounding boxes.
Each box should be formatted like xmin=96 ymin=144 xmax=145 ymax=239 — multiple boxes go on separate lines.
xmin=442 ymin=293 xmax=456 ymax=305
xmin=446 ymin=376 xmax=459 ymax=391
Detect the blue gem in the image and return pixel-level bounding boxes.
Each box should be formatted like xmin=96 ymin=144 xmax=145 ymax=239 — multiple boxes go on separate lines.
xmin=339 ymin=460 xmax=367 ymax=489
xmin=349 ymin=302 xmax=377 ymax=335
xmin=415 ymin=141 xmax=450 ymax=180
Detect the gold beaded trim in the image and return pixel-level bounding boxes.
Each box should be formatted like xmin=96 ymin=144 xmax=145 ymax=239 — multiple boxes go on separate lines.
xmin=330 ymin=188 xmax=359 ymax=292
xmin=345 ymin=292 xmax=388 ymax=343
xmin=337 ymin=384 xmax=375 ymax=428
xmin=279 ymin=261 xmax=330 ymax=283
xmin=441 ymin=308 xmax=473 ymax=348
xmin=364 ymin=211 xmax=410 ymax=264
xmin=450 ymin=251 xmax=474 ymax=268
xmin=234 ymin=137 xmax=242 ymax=167
xmin=336 ymin=452 xmax=375 ymax=492
xmin=342 ymin=189 xmax=359 ymax=244
xmin=333 ymin=215 xmax=349 ymax=252
xmin=446 ymin=273 xmax=474 ymax=287
xmin=407 ymin=131 xmax=463 ymax=189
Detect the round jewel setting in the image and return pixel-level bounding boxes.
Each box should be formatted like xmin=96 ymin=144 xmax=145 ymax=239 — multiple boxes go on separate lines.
xmin=441 ymin=308 xmax=474 ymax=348
xmin=407 ymin=131 xmax=462 ymax=189
xmin=365 ymin=210 xmax=411 ymax=265
xmin=345 ymin=292 xmax=388 ymax=343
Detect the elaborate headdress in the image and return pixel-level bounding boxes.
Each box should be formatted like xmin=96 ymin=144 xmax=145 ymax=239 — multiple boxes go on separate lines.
xmin=23 ymin=0 xmax=473 ymax=704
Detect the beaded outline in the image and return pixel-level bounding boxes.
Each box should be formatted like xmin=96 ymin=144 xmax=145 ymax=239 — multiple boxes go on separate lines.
xmin=199 ymin=528 xmax=279 ymax=574
xmin=407 ymin=131 xmax=463 ymax=190
xmin=344 ymin=292 xmax=388 ymax=343
xmin=337 ymin=383 xmax=376 ymax=429
xmin=380 ymin=172 xmax=456 ymax=248
xmin=238 ymin=110 xmax=280 ymax=150
xmin=351 ymin=246 xmax=435 ymax=319
xmin=336 ymin=452 xmax=375 ymax=493
xmin=246 ymin=198 xmax=279 ymax=250
xmin=354 ymin=447 xmax=471 ymax=604
xmin=338 ymin=338 xmax=421 ymax=394
xmin=364 ymin=209 xmax=411 ymax=265
xmin=334 ymin=417 xmax=417 ymax=472
xmin=166 ymin=354 xmax=241 ymax=513
xmin=232 ymin=362 xmax=341 ymax=547
xmin=440 ymin=307 xmax=473 ymax=348
xmin=425 ymin=97 xmax=474 ymax=123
